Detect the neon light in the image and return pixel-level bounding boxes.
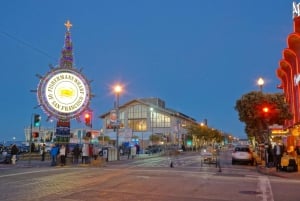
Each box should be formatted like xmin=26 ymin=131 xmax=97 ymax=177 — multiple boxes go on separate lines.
xmin=293 ymin=1 xmax=300 ymax=18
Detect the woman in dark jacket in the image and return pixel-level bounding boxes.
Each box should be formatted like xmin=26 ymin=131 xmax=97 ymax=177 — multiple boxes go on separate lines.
xmin=10 ymin=144 xmax=19 ymax=164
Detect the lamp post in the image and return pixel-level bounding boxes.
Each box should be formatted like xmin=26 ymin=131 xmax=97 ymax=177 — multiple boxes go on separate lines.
xmin=150 ymin=107 xmax=154 ymax=145
xmin=262 ymin=106 xmax=271 ymax=167
xmin=177 ymin=119 xmax=181 ymax=148
xmin=114 ymin=84 xmax=122 ymax=160
xmin=257 ymin=77 xmax=264 ymax=92
xmin=139 ymin=121 xmax=144 ymax=153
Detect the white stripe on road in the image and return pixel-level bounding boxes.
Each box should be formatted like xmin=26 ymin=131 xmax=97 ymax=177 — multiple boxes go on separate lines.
xmin=0 ymin=169 xmax=62 ymax=178
xmin=257 ymin=176 xmax=274 ymax=201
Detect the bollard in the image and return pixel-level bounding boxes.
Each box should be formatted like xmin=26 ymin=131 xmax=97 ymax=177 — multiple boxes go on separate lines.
xmin=11 ymin=155 xmax=16 ymax=165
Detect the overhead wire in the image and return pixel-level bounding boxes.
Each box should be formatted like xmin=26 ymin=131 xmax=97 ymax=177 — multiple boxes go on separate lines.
xmin=0 ymin=30 xmax=57 ymax=62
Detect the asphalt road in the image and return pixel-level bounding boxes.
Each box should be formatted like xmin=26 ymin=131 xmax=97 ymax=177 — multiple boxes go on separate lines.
xmin=0 ymin=151 xmax=299 ymax=201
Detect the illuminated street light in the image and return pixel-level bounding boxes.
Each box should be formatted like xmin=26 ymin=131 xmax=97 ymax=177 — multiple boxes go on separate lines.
xmin=114 ymin=84 xmax=123 ymax=160
xmin=257 ymin=77 xmax=264 ymax=92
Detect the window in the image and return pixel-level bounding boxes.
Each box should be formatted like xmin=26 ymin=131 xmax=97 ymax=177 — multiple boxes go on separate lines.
xmin=128 ymin=119 xmax=147 ymax=131
xmin=128 ymin=104 xmax=148 ymax=131
xmin=151 ymin=111 xmax=170 ymax=128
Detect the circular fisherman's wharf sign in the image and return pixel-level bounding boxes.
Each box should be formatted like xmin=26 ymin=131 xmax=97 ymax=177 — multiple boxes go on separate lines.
xmin=37 ymin=68 xmax=91 ymax=120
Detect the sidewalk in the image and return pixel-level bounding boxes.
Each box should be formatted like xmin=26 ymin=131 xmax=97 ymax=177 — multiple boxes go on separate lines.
xmin=257 ymin=165 xmax=300 ymax=180
xmin=0 ymin=153 xmax=161 ymax=168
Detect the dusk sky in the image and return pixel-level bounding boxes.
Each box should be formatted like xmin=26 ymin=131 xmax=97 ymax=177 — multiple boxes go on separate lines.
xmin=0 ymin=1 xmax=294 ymax=142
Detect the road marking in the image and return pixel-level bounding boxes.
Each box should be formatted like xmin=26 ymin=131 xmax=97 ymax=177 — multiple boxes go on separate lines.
xmin=0 ymin=168 xmax=63 ymax=178
xmin=257 ymin=176 xmax=274 ymax=201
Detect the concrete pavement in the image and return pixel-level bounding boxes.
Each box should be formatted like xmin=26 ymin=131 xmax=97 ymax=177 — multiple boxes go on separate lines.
xmin=2 ymin=152 xmax=300 ymax=180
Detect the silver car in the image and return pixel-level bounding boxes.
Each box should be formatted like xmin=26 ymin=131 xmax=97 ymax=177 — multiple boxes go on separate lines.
xmin=232 ymin=146 xmax=254 ymax=165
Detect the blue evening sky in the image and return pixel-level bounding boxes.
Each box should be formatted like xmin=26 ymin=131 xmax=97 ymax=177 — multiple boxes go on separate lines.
xmin=0 ymin=1 xmax=294 ymax=141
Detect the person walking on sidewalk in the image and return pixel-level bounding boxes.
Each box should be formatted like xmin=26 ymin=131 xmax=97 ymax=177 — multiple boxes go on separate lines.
xmin=40 ymin=144 xmax=46 ymax=161
xmin=11 ymin=144 xmax=19 ymax=165
xmin=81 ymin=143 xmax=89 ymax=164
xmin=273 ymin=142 xmax=283 ymax=171
xmin=73 ymin=144 xmax=81 ymax=164
xmin=59 ymin=144 xmax=66 ymax=166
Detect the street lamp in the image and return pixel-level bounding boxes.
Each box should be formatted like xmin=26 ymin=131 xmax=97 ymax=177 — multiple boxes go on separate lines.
xmin=257 ymin=77 xmax=264 ymax=92
xmin=114 ymin=84 xmax=122 ymax=160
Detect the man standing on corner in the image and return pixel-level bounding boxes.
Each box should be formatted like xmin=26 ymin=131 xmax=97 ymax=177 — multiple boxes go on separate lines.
xmin=273 ymin=142 xmax=282 ymax=171
xmin=41 ymin=144 xmax=46 ymax=161
xmin=11 ymin=144 xmax=19 ymax=165
xmin=50 ymin=144 xmax=59 ymax=166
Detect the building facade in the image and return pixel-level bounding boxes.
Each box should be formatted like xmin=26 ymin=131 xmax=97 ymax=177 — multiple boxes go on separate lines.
xmin=276 ymin=2 xmax=300 ymax=152
xmin=100 ymin=98 xmax=197 ymax=148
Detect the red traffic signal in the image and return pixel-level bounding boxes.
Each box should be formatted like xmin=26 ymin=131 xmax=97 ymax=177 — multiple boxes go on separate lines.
xmin=262 ymin=107 xmax=269 ymax=113
xmin=86 ymin=131 xmax=91 ymax=138
xmin=32 ymin=132 xmax=39 ymax=138
xmin=84 ymin=113 xmax=92 ymax=127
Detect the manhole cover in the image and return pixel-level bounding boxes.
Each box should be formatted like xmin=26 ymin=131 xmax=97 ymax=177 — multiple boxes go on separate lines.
xmin=240 ymin=191 xmax=262 ymax=195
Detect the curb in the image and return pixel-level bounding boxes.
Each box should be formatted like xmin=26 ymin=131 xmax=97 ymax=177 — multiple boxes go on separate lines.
xmin=257 ymin=165 xmax=294 ymax=179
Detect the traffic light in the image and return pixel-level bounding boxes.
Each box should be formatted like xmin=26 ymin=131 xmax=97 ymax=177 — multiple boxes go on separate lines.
xmin=86 ymin=131 xmax=91 ymax=138
xmin=262 ymin=107 xmax=269 ymax=113
xmin=34 ymin=114 xmax=41 ymax=127
xmin=84 ymin=113 xmax=91 ymax=127
xmin=32 ymin=132 xmax=39 ymax=138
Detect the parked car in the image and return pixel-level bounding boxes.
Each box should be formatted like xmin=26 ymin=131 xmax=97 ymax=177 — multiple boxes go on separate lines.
xmin=232 ymin=145 xmax=254 ymax=165
xmin=19 ymin=145 xmax=30 ymax=153
xmin=0 ymin=149 xmax=20 ymax=164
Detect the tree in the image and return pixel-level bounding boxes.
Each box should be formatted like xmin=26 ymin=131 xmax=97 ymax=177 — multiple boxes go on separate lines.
xmin=235 ymin=91 xmax=292 ymax=143
xmin=185 ymin=124 xmax=223 ymax=148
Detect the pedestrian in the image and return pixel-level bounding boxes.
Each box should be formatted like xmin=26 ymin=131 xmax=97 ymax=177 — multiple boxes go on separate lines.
xmin=40 ymin=144 xmax=46 ymax=161
xmin=81 ymin=143 xmax=89 ymax=164
xmin=135 ymin=144 xmax=140 ymax=155
xmin=11 ymin=144 xmax=19 ymax=165
xmin=267 ymin=144 xmax=274 ymax=168
xmin=89 ymin=144 xmax=93 ymax=162
xmin=92 ymin=145 xmax=99 ymax=160
xmin=50 ymin=144 xmax=59 ymax=166
xmin=119 ymin=147 xmax=123 ymax=156
xmin=59 ymin=144 xmax=66 ymax=166
xmin=31 ymin=142 xmax=35 ymax=153
xmin=127 ymin=147 xmax=131 ymax=159
xmin=273 ymin=142 xmax=283 ymax=171
xmin=73 ymin=144 xmax=81 ymax=164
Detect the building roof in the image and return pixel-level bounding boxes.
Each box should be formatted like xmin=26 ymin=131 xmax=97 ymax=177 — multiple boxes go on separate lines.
xmin=99 ymin=98 xmax=197 ymax=122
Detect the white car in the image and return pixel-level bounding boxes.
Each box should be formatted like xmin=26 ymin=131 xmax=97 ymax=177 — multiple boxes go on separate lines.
xmin=232 ymin=146 xmax=254 ymax=165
